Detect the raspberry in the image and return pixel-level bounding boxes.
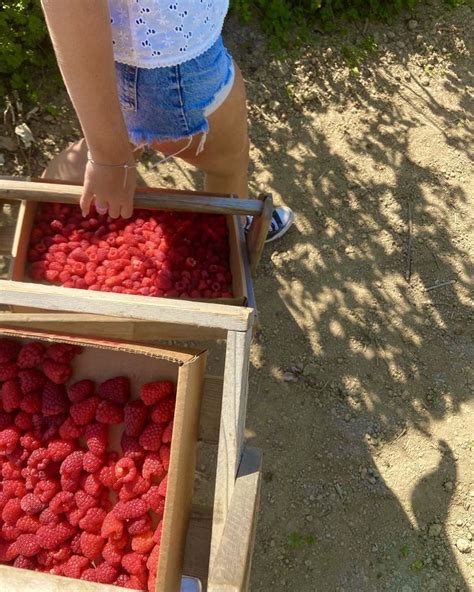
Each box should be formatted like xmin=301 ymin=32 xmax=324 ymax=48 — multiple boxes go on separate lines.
xmin=150 ymin=396 xmax=175 ymax=424
xmin=2 ymin=460 xmax=21 ymax=479
xmin=70 ymin=246 xmax=89 ymax=262
xmin=75 ymin=490 xmax=97 ymax=511
xmin=67 ymin=506 xmax=86 ymax=527
xmin=3 ymin=478 xmax=26 ymax=498
xmin=21 ymin=493 xmax=46 ymax=515
xmin=92 ymin=562 xmax=118 ymax=584
xmin=15 ymin=534 xmax=40 ymax=557
xmin=15 ymin=410 xmax=33 ymax=430
xmin=142 ymin=486 xmax=165 ymax=515
xmin=45 ymin=342 xmax=82 ymax=364
xmin=70 ymin=396 xmax=100 ymax=425
xmin=0 ymin=362 xmax=19 ymax=381
xmin=20 ymin=392 xmax=42 ymax=414
xmin=158 ymin=475 xmax=168 ymax=497
xmin=50 ymin=491 xmax=75 ymax=513
xmin=1 ymin=379 xmax=22 ymax=411
xmin=39 ymin=507 xmax=60 ymax=526
xmin=96 ymin=399 xmax=124 ymax=424
xmin=81 ymin=568 xmax=98 ymax=582
xmin=18 ymin=368 xmax=46 ymax=394
xmin=127 ymin=515 xmax=152 ymax=536
xmin=162 ymin=420 xmax=173 ymax=444
xmin=0 ymin=410 xmax=13 ymax=429
xmin=152 ymin=521 xmax=163 ymax=545
xmin=27 ymin=447 xmax=49 ymax=469
xmin=117 ymin=575 xmax=146 ymax=590
xmin=121 ymin=433 xmax=145 ymax=460
xmin=124 ymin=399 xmax=148 ymax=437
xmin=119 ymin=475 xmax=151 ymax=501
xmin=83 ymin=451 xmax=104 ymax=473
xmin=0 ymin=426 xmax=20 ymax=454
xmin=42 ymin=359 xmax=72 ymax=385
xmin=60 ymin=450 xmax=85 ymax=477
xmin=41 ymin=381 xmax=69 ymax=415
xmin=84 ymin=422 xmax=108 ymax=455
xmin=36 ymin=522 xmax=75 ymax=550
xmin=113 ymin=498 xmax=147 ymax=520
xmin=61 ymin=473 xmax=81 ymax=493
xmin=0 ymin=541 xmax=17 ymax=562
xmin=79 ymin=507 xmax=107 ymax=534
xmin=98 ymin=464 xmax=119 ymax=489
xmin=102 ymin=541 xmax=124 ymax=567
xmin=130 ymin=529 xmax=154 ymax=554
xmin=121 ymin=551 xmax=147 ymax=576
xmin=62 ymin=554 xmax=90 ymax=578
xmin=138 ymin=423 xmax=164 ymax=451
xmin=142 ymin=453 xmax=165 ymax=481
xmin=83 ymin=473 xmax=103 ymax=497
xmin=0 ymin=338 xmax=21 ymax=364
xmin=2 ymin=523 xmax=21 ymax=541
xmin=80 ymin=532 xmax=105 ymax=559
xmin=98 ymin=376 xmax=130 ymax=404
xmin=147 ymin=542 xmax=160 ymax=570
xmin=2 ymin=498 xmax=23 ymax=523
xmin=140 ymin=380 xmax=174 ymax=405
xmin=101 ymin=512 xmax=124 ymax=539
xmin=160 ymin=445 xmax=170 ymax=471
xmin=47 ymin=438 xmax=76 ymax=461
xmin=67 ymin=379 xmax=95 ymax=402
xmin=115 ymin=457 xmax=137 ymax=483
xmin=13 ymin=555 xmax=36 ymax=569
xmin=17 ymin=515 xmax=41 ymax=534
xmin=34 ymin=478 xmax=60 ymax=503
xmin=17 ymin=342 xmax=45 ymax=369
xmin=59 ymin=417 xmax=84 ymax=439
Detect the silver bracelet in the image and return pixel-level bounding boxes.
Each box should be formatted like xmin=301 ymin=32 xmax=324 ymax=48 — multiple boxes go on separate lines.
xmin=87 ymin=151 xmax=137 ymax=189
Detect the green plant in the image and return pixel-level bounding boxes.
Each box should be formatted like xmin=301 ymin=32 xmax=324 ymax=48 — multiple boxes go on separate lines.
xmin=0 ymin=1 xmax=54 ymax=100
xmin=287 ymin=531 xmax=316 ymax=549
xmin=341 ymin=34 xmax=378 ymax=75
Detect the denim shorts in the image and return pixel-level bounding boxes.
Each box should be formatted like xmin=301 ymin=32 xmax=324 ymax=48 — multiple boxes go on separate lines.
xmin=115 ymin=35 xmax=234 ymax=148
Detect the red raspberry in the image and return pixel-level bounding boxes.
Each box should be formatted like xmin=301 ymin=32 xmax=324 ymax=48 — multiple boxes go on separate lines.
xmin=101 ymin=512 xmax=124 ymax=539
xmin=0 ymin=541 xmax=18 ymax=562
xmin=127 ymin=515 xmax=152 ymax=536
xmin=70 ymin=396 xmax=100 ymax=425
xmin=34 ymin=478 xmax=60 ymax=503
xmin=131 ymin=529 xmax=154 ymax=553
xmin=0 ymin=338 xmax=21 ymax=364
xmin=39 ymin=507 xmax=60 ymax=526
xmin=152 ymin=521 xmax=163 ymax=545
xmin=21 ymin=493 xmax=46 ymax=515
xmin=15 ymin=534 xmax=40 ymax=557
xmin=96 ymin=399 xmax=124 ymax=424
xmin=98 ymin=376 xmax=130 ymax=404
xmin=117 ymin=575 xmax=146 ymax=589
xmin=147 ymin=542 xmax=161 ymax=570
xmin=162 ymin=420 xmax=173 ymax=444
xmin=121 ymin=552 xmax=147 ymax=576
xmin=83 ymin=473 xmax=103 ymax=497
xmin=42 ymin=359 xmax=72 ymax=385
xmin=2 ymin=460 xmax=21 ymax=479
xmin=150 ymin=396 xmax=175 ymax=424
xmin=1 ymin=498 xmax=23 ymax=523
xmin=17 ymin=515 xmax=41 ymax=534
xmin=124 ymin=399 xmax=148 ymax=437
xmin=75 ymin=490 xmax=97 ymax=511
xmin=14 ymin=410 xmax=33 ymax=430
xmin=140 ymin=380 xmax=174 ymax=405
xmin=1 ymin=379 xmax=22 ymax=411
xmin=83 ymin=451 xmax=104 ymax=473
xmin=62 ymin=554 xmax=90 ymax=578
xmin=13 ymin=555 xmax=36 ymax=570
xmin=2 ymin=523 xmax=21 ymax=541
xmin=60 ymin=473 xmax=81 ymax=493
xmin=158 ymin=475 xmax=168 ymax=497
xmin=37 ymin=522 xmax=75 ymax=550
xmin=67 ymin=506 xmax=86 ymax=527
xmin=60 ymin=450 xmax=85 ymax=477
xmin=160 ymin=445 xmax=170 ymax=471
xmin=0 ymin=426 xmax=20 ymax=454
xmin=59 ymin=417 xmax=84 ymax=439
xmin=142 ymin=454 xmax=165 ymax=481
xmin=115 ymin=457 xmax=137 ymax=483
xmin=67 ymin=379 xmax=95 ymax=402
xmin=47 ymin=439 xmax=76 ymax=462
xmin=138 ymin=423 xmax=164 ymax=451
xmin=102 ymin=541 xmax=124 ymax=567
xmin=79 ymin=507 xmax=107 ymax=534
xmin=0 ymin=410 xmax=14 ymax=430
xmin=17 ymin=342 xmax=45 ymax=369
xmin=80 ymin=532 xmax=105 ymax=559
xmin=20 ymin=392 xmax=41 ymax=414
xmin=45 ymin=342 xmax=82 ymax=364
xmin=27 ymin=447 xmax=49 ymax=469
xmin=41 ymin=381 xmax=69 ymax=415
xmin=113 ymin=498 xmax=147 ymax=520
xmin=142 ymin=486 xmax=165 ymax=515
xmin=95 ymin=562 xmax=119 ymax=584
xmin=18 ymin=368 xmax=46 ymax=394
xmin=119 ymin=475 xmax=150 ymax=501
xmin=50 ymin=491 xmax=75 ymax=514
xmin=3 ymin=479 xmax=26 ymax=498
xmin=84 ymin=422 xmax=108 ymax=455
xmin=70 ymin=247 xmax=89 ymax=262
xmin=70 ymin=532 xmax=82 ymax=555
xmin=0 ymin=361 xmax=18 ymax=381
xmin=98 ymin=464 xmax=119 ymax=489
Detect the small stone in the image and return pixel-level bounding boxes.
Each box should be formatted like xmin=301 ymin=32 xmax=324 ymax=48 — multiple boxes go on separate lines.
xmin=407 ymin=19 xmax=418 ymax=31
xmin=387 ymin=31 xmax=396 ymax=40
xmin=455 ymin=538 xmax=471 ymax=553
xmin=456 ymin=519 xmax=463 ymax=526
xmin=283 ymin=371 xmax=298 ymax=383
xmin=421 ymin=78 xmax=430 ymax=87
xmin=325 ymin=47 xmax=333 ymax=58
xmin=444 ymin=481 xmax=454 ymax=491
xmin=404 ymin=72 xmax=411 ymax=81
xmin=305 ymin=514 xmax=313 ymax=522
xmin=428 ymin=523 xmax=442 ymax=537
xmin=416 ymin=34 xmax=423 ymax=44
xmin=467 ymin=533 xmax=472 ymax=541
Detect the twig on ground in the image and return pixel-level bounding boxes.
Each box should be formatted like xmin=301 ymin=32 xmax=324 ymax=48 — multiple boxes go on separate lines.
xmin=405 ymin=203 xmax=413 ymax=282
xmin=314 ymin=169 xmax=329 ymax=186
xmin=425 ymin=279 xmax=456 ymax=292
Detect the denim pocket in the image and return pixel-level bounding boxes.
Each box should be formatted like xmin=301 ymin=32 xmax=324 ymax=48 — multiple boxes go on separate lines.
xmin=115 ymin=63 xmax=138 ymax=112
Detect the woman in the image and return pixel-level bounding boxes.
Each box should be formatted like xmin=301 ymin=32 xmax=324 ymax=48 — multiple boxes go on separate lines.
xmin=41 ymin=0 xmax=293 ymax=241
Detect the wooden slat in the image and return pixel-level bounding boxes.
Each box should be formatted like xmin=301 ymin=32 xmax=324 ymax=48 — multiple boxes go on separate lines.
xmin=0 ymin=179 xmax=264 ymax=216
xmin=246 ymin=193 xmax=273 ymax=277
xmin=210 ymin=329 xmax=252 ymax=567
xmin=0 ymin=565 xmax=122 ymax=591
xmin=0 ymin=225 xmax=15 ymax=254
xmin=199 ymin=376 xmax=224 ymax=444
xmin=184 ymin=505 xmax=214 ymax=588
xmin=0 ymin=312 xmax=227 ymax=341
xmin=208 ymin=447 xmax=263 ymax=592
xmin=0 ymin=281 xmax=254 ymax=332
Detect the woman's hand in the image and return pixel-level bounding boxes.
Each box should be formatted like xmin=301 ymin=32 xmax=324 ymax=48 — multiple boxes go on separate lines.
xmin=80 ymin=151 xmax=137 ymax=219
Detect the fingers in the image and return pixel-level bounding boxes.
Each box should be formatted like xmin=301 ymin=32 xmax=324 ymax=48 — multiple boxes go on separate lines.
xmin=120 ymin=201 xmax=134 ymax=220
xmin=80 ymin=188 xmax=95 ymax=217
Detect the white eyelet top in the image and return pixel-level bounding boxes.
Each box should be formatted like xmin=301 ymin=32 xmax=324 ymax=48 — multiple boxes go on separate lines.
xmin=108 ymin=0 xmax=229 ymax=68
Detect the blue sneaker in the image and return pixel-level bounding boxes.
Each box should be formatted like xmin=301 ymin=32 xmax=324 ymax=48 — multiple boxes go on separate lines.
xmin=245 ymin=206 xmax=295 ymax=243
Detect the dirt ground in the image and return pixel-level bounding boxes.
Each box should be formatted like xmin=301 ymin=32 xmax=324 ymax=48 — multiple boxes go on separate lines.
xmin=0 ymin=1 xmax=473 ymax=590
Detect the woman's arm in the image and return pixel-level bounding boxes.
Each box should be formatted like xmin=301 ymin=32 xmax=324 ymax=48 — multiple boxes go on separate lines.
xmin=41 ymin=0 xmax=135 ymax=218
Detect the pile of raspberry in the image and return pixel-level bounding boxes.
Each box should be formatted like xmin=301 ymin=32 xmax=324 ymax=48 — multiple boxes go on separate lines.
xmin=0 ymin=337 xmax=176 ymax=591
xmin=27 ymin=203 xmax=234 ymax=298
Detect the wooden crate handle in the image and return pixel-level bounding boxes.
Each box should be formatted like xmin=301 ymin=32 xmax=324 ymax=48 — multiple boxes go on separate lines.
xmin=245 ymin=192 xmax=273 ymax=277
